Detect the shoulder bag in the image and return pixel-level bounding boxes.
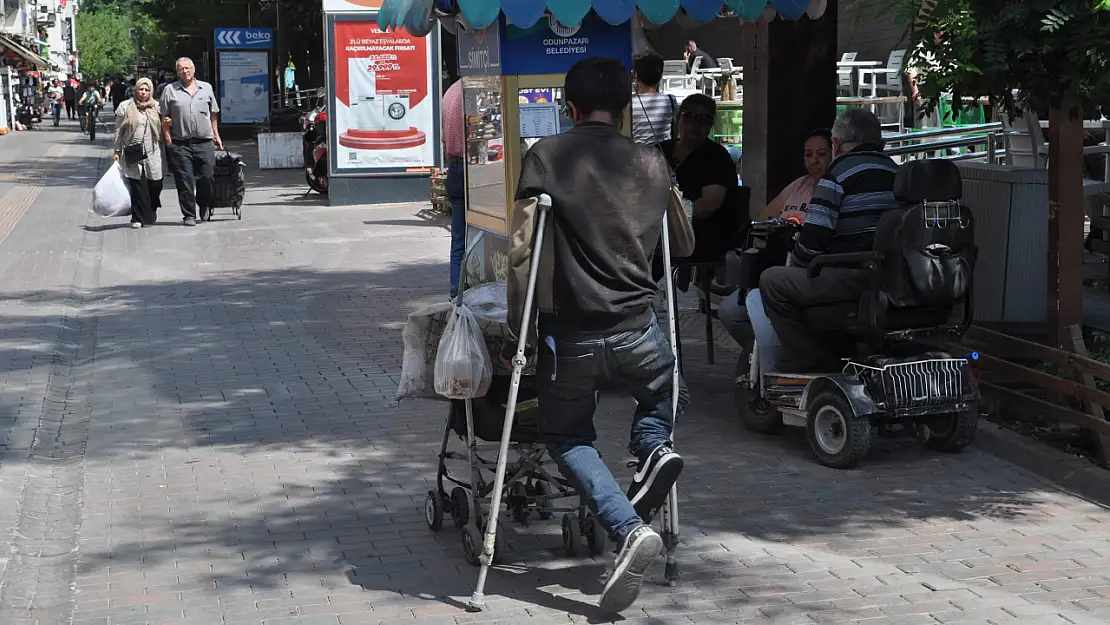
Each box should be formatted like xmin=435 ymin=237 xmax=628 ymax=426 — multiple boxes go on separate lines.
xmin=122 ymin=104 xmax=148 ymax=162
xmin=636 ymin=93 xmax=696 ymax=258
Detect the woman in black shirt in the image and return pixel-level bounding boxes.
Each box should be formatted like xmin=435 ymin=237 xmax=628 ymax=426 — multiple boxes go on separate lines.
xmin=659 ymin=93 xmax=745 ymax=263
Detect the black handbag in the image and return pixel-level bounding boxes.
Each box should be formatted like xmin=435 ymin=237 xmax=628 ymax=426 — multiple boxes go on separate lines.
xmin=122 ymin=110 xmax=149 ymax=161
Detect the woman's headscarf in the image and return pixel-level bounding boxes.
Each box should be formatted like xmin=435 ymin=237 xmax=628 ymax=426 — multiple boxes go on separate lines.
xmin=119 ymin=77 xmax=160 ymax=144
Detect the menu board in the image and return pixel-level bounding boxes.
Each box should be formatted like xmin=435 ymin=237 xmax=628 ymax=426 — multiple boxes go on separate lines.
xmin=519 ymin=102 xmax=559 ymax=139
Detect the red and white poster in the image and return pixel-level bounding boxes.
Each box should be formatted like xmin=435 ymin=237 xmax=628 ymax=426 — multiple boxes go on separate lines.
xmin=333 ymin=21 xmax=435 ymax=172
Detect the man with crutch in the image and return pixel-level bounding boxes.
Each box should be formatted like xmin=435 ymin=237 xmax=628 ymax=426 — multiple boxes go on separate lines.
xmin=513 ymin=57 xmax=684 ymax=613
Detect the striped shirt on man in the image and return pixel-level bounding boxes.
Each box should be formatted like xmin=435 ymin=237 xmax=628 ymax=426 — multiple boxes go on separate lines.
xmin=631 ymin=92 xmax=678 ymax=146
xmin=791 ymin=144 xmax=900 ymax=266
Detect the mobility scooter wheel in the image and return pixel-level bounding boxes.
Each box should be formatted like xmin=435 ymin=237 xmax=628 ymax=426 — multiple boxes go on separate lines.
xmin=735 ymin=358 xmax=784 ymax=434
xmin=924 ymin=409 xmax=979 ymax=453
xmin=425 ymin=490 xmax=445 ymax=531
xmin=806 ymin=390 xmax=871 ymax=469
xmin=561 ymin=513 xmax=581 ymax=556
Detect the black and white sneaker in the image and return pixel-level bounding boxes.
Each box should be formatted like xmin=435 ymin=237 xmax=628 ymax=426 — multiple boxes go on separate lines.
xmin=626 ymin=444 xmax=683 ymax=524
xmin=599 ymin=523 xmax=663 ymax=613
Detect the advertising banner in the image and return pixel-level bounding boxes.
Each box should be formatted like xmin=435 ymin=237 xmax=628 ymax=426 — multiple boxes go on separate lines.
xmin=323 ymin=0 xmax=382 ymax=12
xmin=500 ymin=14 xmax=633 ymax=76
xmin=217 ymin=50 xmax=269 ymax=124
xmin=332 ymin=20 xmax=436 ymax=173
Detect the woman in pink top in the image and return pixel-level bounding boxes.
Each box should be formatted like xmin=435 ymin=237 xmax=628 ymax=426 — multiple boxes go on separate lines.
xmin=760 ymin=129 xmax=833 ymax=222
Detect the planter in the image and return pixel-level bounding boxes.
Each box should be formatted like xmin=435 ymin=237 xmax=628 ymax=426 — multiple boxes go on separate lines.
xmin=956 ymin=162 xmax=1048 ymax=324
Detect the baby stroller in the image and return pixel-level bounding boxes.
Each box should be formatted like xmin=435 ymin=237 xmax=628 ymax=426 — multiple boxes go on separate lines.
xmin=422 ymin=195 xmax=685 ymax=611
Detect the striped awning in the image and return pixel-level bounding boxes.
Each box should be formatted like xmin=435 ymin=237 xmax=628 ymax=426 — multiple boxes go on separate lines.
xmin=378 ymin=0 xmax=828 ymax=34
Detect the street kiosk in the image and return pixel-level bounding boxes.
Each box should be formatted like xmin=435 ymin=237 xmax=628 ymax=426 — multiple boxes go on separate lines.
xmin=456 ymin=14 xmax=633 ymax=237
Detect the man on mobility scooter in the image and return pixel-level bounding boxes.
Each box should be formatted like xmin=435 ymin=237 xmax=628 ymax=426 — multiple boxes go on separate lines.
xmin=735 ymin=109 xmax=981 ymax=469
xmin=761 ymin=109 xmax=901 ymax=372
xmin=513 ymin=58 xmax=684 ymax=613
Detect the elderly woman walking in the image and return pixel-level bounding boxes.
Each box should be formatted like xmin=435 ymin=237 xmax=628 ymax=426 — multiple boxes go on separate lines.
xmin=112 ymin=77 xmax=164 ymax=229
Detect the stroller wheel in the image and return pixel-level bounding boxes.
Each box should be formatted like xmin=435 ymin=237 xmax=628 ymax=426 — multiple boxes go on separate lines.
xmin=425 ymin=490 xmax=445 ymax=531
xmin=561 ymin=513 xmax=581 ymax=556
xmin=450 ymin=487 xmax=470 ymax=528
xmin=534 ymin=480 xmax=554 ymax=520
xmin=510 ymin=482 xmax=529 ymax=524
xmin=461 ymin=524 xmax=482 ymax=566
xmin=583 ymin=512 xmax=608 ymax=555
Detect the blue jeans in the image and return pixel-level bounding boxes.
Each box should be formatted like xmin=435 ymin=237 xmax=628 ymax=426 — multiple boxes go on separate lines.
xmin=538 ymin=318 xmax=678 ymax=541
xmin=446 ymin=158 xmax=466 ymax=298
xmin=51 ymin=102 xmax=61 ymax=126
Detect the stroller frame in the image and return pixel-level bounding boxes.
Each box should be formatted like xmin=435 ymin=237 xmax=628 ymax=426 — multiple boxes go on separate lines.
xmin=433 ymin=195 xmax=683 ymax=611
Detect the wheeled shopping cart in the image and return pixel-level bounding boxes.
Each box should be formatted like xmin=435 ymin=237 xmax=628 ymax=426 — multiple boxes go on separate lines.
xmin=423 ymin=195 xmax=685 ymax=611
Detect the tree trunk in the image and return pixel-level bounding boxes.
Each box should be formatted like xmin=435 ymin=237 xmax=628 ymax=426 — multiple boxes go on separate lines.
xmin=1047 ymin=95 xmax=1085 ymax=348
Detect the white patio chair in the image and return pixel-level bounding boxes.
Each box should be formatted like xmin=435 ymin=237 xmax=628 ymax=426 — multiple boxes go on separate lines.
xmin=858 ymin=49 xmax=907 ymax=98
xmin=661 ymin=59 xmax=696 ymax=92
xmin=1001 ymin=107 xmax=1110 ymax=196
xmin=837 ymin=52 xmax=857 ymax=96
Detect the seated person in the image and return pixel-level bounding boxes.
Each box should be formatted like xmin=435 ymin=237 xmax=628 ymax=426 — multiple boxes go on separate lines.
xmin=758 ymin=109 xmax=901 ymax=372
xmin=717 ymin=129 xmax=833 ymax=346
xmin=659 ymin=94 xmax=744 ymax=264
xmin=684 ymin=40 xmax=718 ymax=74
xmin=758 ymin=129 xmax=833 ymax=222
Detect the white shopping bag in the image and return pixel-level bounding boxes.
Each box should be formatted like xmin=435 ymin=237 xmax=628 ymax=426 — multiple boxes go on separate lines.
xmin=91 ymin=163 xmax=131 ymax=217
xmin=433 ymin=304 xmax=493 ymax=400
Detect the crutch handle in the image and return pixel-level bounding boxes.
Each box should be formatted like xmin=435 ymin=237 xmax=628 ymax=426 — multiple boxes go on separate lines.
xmin=537 ymin=193 xmax=553 ymax=208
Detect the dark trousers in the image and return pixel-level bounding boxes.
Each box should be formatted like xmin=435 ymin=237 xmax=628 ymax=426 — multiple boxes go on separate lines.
xmin=127 ymin=177 xmax=163 ymax=225
xmin=759 ymin=265 xmax=869 ymax=371
xmin=537 ymin=319 xmax=678 ymax=541
xmin=168 ymin=140 xmax=215 ymax=220
xmin=446 ymin=157 xmax=465 ymax=297
xmin=64 ymin=99 xmax=75 ymax=119
xmin=51 ymin=102 xmax=61 ymax=126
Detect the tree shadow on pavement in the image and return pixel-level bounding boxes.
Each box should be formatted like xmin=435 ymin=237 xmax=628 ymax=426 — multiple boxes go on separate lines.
xmin=0 ymin=263 xmax=1099 ymax=623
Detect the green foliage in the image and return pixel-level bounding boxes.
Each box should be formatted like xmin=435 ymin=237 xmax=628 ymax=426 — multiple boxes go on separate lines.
xmin=75 ymin=9 xmax=134 ymax=79
xmin=76 ymin=0 xmax=170 ymax=79
xmin=884 ymin=0 xmax=1110 ymax=115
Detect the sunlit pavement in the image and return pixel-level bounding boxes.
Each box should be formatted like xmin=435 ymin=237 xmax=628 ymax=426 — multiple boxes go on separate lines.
xmin=0 ymin=125 xmax=1108 ymax=625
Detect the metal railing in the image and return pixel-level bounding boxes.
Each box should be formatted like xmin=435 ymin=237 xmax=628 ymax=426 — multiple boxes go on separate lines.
xmin=883 ymin=122 xmax=1006 ymax=163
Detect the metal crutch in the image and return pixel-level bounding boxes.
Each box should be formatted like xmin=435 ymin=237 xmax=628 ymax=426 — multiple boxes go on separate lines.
xmin=467 ymin=194 xmax=552 ymax=611
xmin=657 ymin=216 xmax=682 ymax=586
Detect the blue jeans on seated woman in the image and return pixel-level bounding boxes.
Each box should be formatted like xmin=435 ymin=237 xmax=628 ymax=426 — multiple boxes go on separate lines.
xmin=537 ymin=318 xmax=683 ymax=542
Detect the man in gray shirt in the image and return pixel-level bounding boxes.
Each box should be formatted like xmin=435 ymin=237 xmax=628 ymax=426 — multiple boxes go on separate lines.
xmin=159 ymin=57 xmax=224 ymax=226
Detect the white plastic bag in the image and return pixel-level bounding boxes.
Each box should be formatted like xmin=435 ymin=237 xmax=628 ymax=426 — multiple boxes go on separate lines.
xmin=434 ymin=305 xmax=492 ymax=399
xmin=91 ymin=163 xmax=131 ymax=217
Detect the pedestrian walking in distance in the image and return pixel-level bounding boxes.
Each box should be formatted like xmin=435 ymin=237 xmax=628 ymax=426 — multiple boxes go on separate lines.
xmin=63 ymin=81 xmax=76 ymax=120
xmin=48 ymin=79 xmax=64 ymax=127
xmin=159 ymin=57 xmax=224 ymax=226
xmin=113 ymin=77 xmax=165 ymax=229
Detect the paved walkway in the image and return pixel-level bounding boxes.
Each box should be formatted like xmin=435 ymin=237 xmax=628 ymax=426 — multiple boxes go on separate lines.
xmin=0 ymin=123 xmax=1109 ymax=625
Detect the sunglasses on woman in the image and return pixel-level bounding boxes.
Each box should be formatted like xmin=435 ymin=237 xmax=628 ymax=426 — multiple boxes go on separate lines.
xmin=681 ymin=111 xmax=714 ymax=126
